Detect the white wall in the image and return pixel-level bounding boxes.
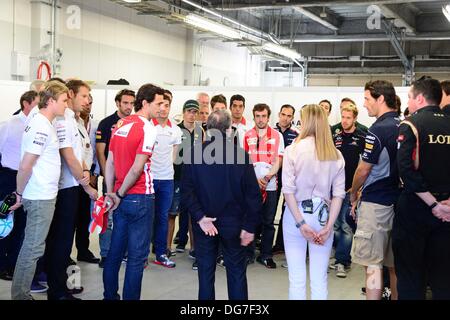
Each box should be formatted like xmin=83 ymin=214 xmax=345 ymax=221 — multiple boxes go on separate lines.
xmin=0 ymin=0 xmax=260 ymax=88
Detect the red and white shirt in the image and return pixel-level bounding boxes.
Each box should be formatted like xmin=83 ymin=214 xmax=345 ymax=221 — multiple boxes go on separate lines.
xmin=109 ymin=115 xmax=157 ymax=195
xmin=244 ymin=126 xmax=285 ymax=191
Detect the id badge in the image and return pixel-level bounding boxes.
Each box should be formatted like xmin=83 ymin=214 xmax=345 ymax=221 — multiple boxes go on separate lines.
xmin=302 ymin=199 xmax=313 ymax=214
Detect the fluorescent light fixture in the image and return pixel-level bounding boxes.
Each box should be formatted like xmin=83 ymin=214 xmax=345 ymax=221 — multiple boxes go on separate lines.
xmin=268 ymin=66 xmax=288 ymax=70
xmin=182 ymin=0 xmax=261 ymax=35
xmin=443 ymin=5 xmax=450 ymax=22
xmin=262 ymin=43 xmax=302 ymax=60
xmin=184 ymin=14 xmax=243 ymax=39
xmin=123 ymin=0 xmax=141 ymax=3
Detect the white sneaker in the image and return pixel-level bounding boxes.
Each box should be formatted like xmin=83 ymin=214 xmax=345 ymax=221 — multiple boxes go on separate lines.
xmin=335 ymin=263 xmax=347 ymax=278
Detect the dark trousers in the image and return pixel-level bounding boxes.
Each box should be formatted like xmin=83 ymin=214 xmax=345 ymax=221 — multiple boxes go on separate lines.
xmin=0 ymin=168 xmax=26 ymax=272
xmin=193 ymin=217 xmax=248 ymax=300
xmin=74 ymin=186 xmax=92 ymax=257
xmin=273 ymin=187 xmax=286 ymax=251
xmin=178 ymin=208 xmax=190 ymax=248
xmin=393 ymin=192 xmax=450 ymax=300
xmin=45 ymin=186 xmax=79 ymax=300
xmin=248 ymin=191 xmax=278 ymax=260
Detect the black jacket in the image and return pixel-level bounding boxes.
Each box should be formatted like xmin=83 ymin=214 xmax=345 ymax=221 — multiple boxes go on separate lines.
xmin=181 ymin=136 xmax=262 ymax=233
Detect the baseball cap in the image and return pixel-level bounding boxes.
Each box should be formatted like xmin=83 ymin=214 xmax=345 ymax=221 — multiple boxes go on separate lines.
xmin=183 ymin=99 xmax=199 ymax=112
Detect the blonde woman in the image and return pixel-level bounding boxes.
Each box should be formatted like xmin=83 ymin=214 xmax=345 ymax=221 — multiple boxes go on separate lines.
xmin=282 ymin=104 xmax=345 ymax=300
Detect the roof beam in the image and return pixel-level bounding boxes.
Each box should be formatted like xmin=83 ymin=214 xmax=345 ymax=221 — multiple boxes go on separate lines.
xmin=378 ymin=4 xmax=416 ymax=34
xmin=279 ymin=32 xmax=450 ymax=43
xmin=293 ymin=7 xmax=339 ymax=31
xmin=214 ymin=0 xmax=435 ymax=11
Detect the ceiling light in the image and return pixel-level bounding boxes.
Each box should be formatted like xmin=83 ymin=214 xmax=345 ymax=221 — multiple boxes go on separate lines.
xmin=123 ymin=0 xmax=141 ymax=3
xmin=262 ymin=43 xmax=302 ymax=60
xmin=184 ymin=14 xmax=243 ymax=39
xmin=182 ymin=0 xmax=261 ymax=35
xmin=443 ymin=5 xmax=450 ymax=22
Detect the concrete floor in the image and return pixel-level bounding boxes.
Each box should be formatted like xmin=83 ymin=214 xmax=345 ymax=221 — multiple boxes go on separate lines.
xmin=0 ymin=233 xmax=367 ymax=300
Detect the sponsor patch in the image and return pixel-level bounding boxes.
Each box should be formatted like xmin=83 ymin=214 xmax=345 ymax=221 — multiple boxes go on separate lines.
xmin=365 ymin=143 xmax=374 ymax=150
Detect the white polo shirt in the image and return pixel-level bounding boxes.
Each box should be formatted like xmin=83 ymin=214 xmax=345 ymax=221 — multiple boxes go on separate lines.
xmin=77 ymin=117 xmax=93 ymax=170
xmin=0 ymin=112 xmax=27 ymax=170
xmin=54 ymin=108 xmax=83 ymax=190
xmin=232 ymin=117 xmax=252 ymax=148
xmin=150 ymin=118 xmax=182 ymax=180
xmin=21 ymin=113 xmax=61 ymax=200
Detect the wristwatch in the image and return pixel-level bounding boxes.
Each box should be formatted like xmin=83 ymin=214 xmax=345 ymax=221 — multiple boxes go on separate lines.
xmin=429 ymin=201 xmax=439 ymax=210
xmin=295 ymin=219 xmax=306 ymax=228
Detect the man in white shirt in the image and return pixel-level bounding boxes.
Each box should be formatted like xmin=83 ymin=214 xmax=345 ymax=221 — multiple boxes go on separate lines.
xmin=150 ymin=90 xmax=182 ymax=268
xmin=10 ymin=81 xmax=68 ymax=300
xmin=0 ymin=91 xmax=39 ymax=282
xmin=73 ymin=93 xmax=100 ymax=264
xmin=230 ymin=94 xmax=252 ymax=148
xmin=44 ymin=80 xmax=97 ymax=300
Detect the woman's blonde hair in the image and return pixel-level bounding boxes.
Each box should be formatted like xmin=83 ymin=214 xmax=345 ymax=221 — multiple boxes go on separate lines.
xmin=296 ymin=104 xmax=340 ymax=161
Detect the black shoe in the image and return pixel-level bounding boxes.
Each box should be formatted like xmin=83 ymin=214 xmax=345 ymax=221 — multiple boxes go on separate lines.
xmin=77 ymin=253 xmax=100 ymax=264
xmin=0 ymin=270 xmax=14 ymax=281
xmin=192 ymin=260 xmax=198 ymax=271
xmin=98 ymin=257 xmax=106 ymax=268
xmin=67 ymin=286 xmax=84 ymax=295
xmin=256 ymin=256 xmax=277 ymax=269
xmin=246 ymin=257 xmax=255 ymax=265
xmin=59 ymin=294 xmax=81 ymax=300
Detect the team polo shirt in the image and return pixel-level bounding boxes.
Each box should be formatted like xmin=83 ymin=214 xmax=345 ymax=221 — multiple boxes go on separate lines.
xmin=109 ymin=115 xmax=157 ymax=195
xmin=0 ymin=112 xmax=27 ymax=170
xmin=333 ymin=127 xmax=366 ymax=191
xmin=274 ymin=123 xmax=299 ymax=148
xmin=150 ymin=118 xmax=182 ymax=180
xmin=55 ymin=108 xmax=83 ymax=190
xmin=244 ymin=127 xmax=285 ymax=191
xmin=361 ymin=111 xmax=400 ymax=205
xmin=21 ymin=113 xmax=61 ymax=200
xmin=77 ymin=117 xmax=93 ymax=170
xmin=96 ymin=112 xmax=121 ymax=160
xmin=231 ymin=117 xmax=252 ymax=147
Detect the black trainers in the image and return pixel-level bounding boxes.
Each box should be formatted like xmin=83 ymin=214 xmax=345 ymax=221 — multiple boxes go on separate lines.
xmin=192 ymin=260 xmax=198 ymax=270
xmin=256 ymin=256 xmax=277 ymax=269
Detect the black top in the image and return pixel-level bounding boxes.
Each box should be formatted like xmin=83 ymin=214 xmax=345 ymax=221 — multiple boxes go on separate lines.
xmin=398 ymin=105 xmax=450 ymax=194
xmin=181 ymin=137 xmax=262 ymax=233
xmin=333 ymin=127 xmax=366 ymax=191
xmin=274 ymin=123 xmax=299 ymax=187
xmin=96 ymin=111 xmax=121 ymax=160
xmin=361 ymin=111 xmax=401 ymax=205
xmin=174 ymin=121 xmax=204 ymax=181
xmin=331 ymin=121 xmax=369 ymax=135
xmin=443 ymin=104 xmax=450 ymax=116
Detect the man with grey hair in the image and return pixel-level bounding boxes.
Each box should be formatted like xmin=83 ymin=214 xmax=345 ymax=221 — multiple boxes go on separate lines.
xmin=181 ymin=110 xmax=262 ymax=300
xmin=206 ymin=109 xmax=231 ymax=134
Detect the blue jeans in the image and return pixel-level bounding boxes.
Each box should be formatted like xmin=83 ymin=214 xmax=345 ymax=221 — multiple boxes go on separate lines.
xmin=333 ymin=193 xmax=353 ymax=266
xmin=152 ymin=180 xmax=174 ymax=257
xmin=103 ymin=194 xmax=154 ymax=300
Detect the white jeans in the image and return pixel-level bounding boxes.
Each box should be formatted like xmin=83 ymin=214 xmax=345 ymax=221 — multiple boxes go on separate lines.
xmin=283 ymin=198 xmax=334 ymax=300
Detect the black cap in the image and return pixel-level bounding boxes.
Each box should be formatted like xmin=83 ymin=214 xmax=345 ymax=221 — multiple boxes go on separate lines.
xmin=183 ymin=99 xmax=200 ymax=111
